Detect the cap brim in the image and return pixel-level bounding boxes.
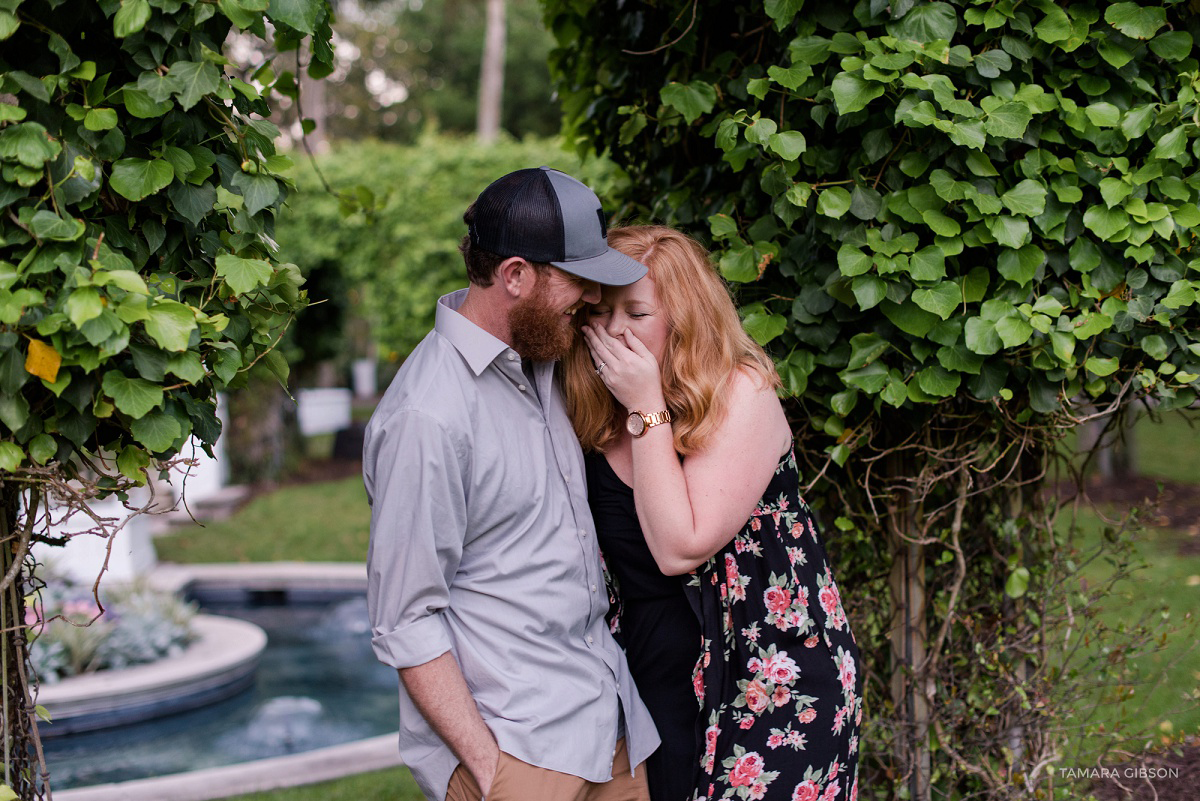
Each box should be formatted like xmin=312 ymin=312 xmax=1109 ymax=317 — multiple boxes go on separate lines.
xmin=551 ymin=247 xmax=647 ymax=286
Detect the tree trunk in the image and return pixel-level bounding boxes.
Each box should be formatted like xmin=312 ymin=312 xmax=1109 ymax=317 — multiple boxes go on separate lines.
xmin=888 ymin=494 xmax=931 ymax=801
xmin=1 ymin=483 xmax=42 ymax=800
xmin=298 ymin=40 xmax=328 ymax=153
xmin=476 ymin=0 xmax=506 ymax=143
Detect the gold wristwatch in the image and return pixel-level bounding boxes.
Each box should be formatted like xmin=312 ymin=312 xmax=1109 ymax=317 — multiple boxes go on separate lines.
xmin=626 ymin=409 xmax=672 ymax=437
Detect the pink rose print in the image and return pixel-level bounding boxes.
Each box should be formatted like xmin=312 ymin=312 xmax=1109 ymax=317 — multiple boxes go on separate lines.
xmin=764 ymin=585 xmax=792 ymax=615
xmin=740 ymin=715 xmax=755 ymax=730
xmin=832 ymin=706 xmax=848 ymax=736
xmin=767 ymin=733 xmax=785 ymax=749
xmin=705 ymin=724 xmax=720 ymax=756
xmin=750 ymin=516 xmax=762 ymax=531
xmin=839 ymin=655 xmax=857 ymax=692
xmin=805 ymin=635 xmax=819 ymax=648
xmin=728 ymin=752 xmax=765 ymax=788
xmin=822 ymin=777 xmax=841 ymax=800
xmin=764 ymin=651 xmax=800 ymax=684
xmin=693 ymin=667 xmax=705 ymax=700
xmin=850 ymin=778 xmax=858 ymax=801
xmin=744 ymin=679 xmax=771 ymax=713
xmin=790 ymin=522 xmax=805 ymax=539
xmin=798 ymin=707 xmax=817 ymax=724
xmin=792 ymin=780 xmax=820 ymax=801
xmin=772 ymin=685 xmax=791 ymax=706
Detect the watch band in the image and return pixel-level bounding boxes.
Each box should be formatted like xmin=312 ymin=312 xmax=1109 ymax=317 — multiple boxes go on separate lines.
xmin=627 ymin=408 xmax=672 ymax=437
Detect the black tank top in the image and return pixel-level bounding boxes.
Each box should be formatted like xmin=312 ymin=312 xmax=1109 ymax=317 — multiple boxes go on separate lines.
xmin=585 ymin=452 xmax=702 ymax=801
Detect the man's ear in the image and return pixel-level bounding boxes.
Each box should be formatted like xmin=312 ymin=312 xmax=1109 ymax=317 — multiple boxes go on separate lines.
xmin=498 ymin=257 xmax=535 ymax=298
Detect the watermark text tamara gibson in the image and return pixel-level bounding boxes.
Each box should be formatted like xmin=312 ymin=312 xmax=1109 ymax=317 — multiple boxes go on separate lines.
xmin=1055 ymin=767 xmax=1180 ymax=780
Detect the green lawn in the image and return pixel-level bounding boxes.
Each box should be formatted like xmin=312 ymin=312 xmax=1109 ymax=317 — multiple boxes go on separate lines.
xmin=1063 ymin=506 xmax=1200 ymax=742
xmin=1132 ymin=408 xmax=1200 ymax=485
xmin=224 ymin=767 xmax=424 ymax=801
xmin=154 ymin=475 xmax=371 ymax=563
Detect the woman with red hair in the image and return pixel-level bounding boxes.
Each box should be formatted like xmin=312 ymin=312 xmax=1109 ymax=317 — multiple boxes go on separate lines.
xmin=565 ymin=225 xmax=862 ymax=801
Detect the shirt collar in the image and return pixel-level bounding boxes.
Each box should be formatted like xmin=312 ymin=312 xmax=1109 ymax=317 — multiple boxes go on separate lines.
xmin=435 ymin=289 xmax=512 ymax=377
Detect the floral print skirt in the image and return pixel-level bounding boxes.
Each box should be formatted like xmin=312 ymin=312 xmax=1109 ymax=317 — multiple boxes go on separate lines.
xmin=685 ymin=449 xmax=862 ymax=801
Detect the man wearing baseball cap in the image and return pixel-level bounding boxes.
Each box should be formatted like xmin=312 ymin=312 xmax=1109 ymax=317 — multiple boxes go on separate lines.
xmin=364 ymin=167 xmax=659 ymax=801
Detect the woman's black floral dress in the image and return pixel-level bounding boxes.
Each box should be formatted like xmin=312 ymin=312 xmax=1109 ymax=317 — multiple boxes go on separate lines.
xmin=686 ymin=449 xmax=862 ymax=801
xmin=590 ymin=448 xmax=862 ymax=801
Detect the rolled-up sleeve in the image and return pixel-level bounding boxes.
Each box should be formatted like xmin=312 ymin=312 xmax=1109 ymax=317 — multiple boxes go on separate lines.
xmin=365 ymin=408 xmax=467 ymax=669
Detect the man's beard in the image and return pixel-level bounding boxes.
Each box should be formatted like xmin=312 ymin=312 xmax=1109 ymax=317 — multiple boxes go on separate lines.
xmin=509 ymin=275 xmax=575 ymax=362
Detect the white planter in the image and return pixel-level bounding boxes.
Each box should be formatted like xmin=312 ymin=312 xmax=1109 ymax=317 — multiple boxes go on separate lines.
xmin=296 ymin=388 xmax=353 ymax=437
xmin=34 ymin=492 xmax=158 ymax=585
xmin=351 ymin=359 xmax=377 ymax=400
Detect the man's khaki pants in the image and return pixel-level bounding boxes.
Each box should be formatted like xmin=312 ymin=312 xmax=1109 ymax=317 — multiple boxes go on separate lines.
xmin=445 ymin=738 xmax=650 ymax=801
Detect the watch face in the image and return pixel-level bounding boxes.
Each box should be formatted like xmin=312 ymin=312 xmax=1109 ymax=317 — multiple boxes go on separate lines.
xmin=626 ymin=411 xmax=646 ymax=436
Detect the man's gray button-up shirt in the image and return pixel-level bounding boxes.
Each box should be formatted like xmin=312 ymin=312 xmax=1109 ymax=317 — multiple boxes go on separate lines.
xmin=364 ymin=289 xmax=659 ymax=800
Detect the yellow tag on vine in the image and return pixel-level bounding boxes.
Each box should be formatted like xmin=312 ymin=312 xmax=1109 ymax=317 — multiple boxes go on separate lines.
xmin=25 ymin=339 xmax=61 ymax=384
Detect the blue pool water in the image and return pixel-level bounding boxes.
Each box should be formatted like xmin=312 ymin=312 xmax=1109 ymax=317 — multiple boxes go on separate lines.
xmin=42 ymin=595 xmax=399 ymax=789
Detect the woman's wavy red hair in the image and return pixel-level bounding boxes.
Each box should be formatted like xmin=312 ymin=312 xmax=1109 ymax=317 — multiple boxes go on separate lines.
xmin=565 ymin=225 xmax=779 ymax=455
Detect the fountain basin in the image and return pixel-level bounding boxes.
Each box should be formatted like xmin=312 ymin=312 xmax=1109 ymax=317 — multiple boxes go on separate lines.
xmin=39 ymin=615 xmax=267 ymax=736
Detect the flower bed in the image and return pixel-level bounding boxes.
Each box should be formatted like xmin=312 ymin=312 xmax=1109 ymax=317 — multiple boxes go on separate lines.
xmin=28 ymin=573 xmax=197 ymax=683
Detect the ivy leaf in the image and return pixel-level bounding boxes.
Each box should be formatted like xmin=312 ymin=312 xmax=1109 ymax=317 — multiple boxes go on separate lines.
xmin=1034 ymin=6 xmax=1072 ymax=43
xmin=29 ymin=210 xmax=85 ymax=242
xmin=816 ymin=187 xmax=852 ymax=218
xmin=168 ymin=182 xmax=218 ymax=225
xmin=0 ymin=122 xmax=62 ymax=168
xmin=117 ymin=444 xmax=152 ymax=483
xmin=767 ymin=131 xmax=806 ymax=160
xmin=230 ymin=172 xmax=280 ymax=214
xmin=964 ymin=317 xmax=1003 ymax=355
xmin=831 ymin=73 xmax=884 ymax=114
xmin=1000 ymin=179 xmax=1047 ymax=216
xmin=983 ymin=102 xmax=1032 ymax=139
xmin=911 ymin=283 xmax=960 ymax=319
xmin=114 ymin=0 xmax=151 ymax=38
xmin=659 ymin=81 xmax=717 ymax=124
xmin=988 ymin=215 xmax=1030 ymax=249
xmin=852 ymin=275 xmax=887 ymax=310
xmin=143 ymin=300 xmax=197 ymax=352
xmin=216 ymin=254 xmax=273 ymax=295
xmin=888 ymin=2 xmax=958 ymax=42
xmin=169 ymin=60 xmax=222 ymax=111
xmin=997 ymin=245 xmax=1043 ymax=285
xmin=123 ymin=87 xmax=173 ymax=118
xmin=847 ymin=333 xmax=889 ymax=370
xmin=1104 ymin=3 xmax=1166 ymax=39
xmin=268 ymin=0 xmax=323 ymax=34
xmin=1083 ymin=205 xmax=1130 ymax=240
xmin=719 ymin=247 xmax=757 ymax=283
xmin=917 ymin=365 xmax=961 ymax=397
xmin=0 ymin=442 xmax=23 ymax=472
xmin=102 ymin=371 xmax=164 ymax=418
xmin=66 ymin=287 xmax=104 ymax=327
xmin=1151 ymin=126 xmax=1186 ymax=160
xmin=909 ymin=247 xmax=946 ymax=281
xmin=1005 ymin=567 xmax=1030 ymax=599
xmin=166 ymin=351 xmax=206 ymax=384
xmin=131 ymin=410 xmax=183 ymax=452
xmin=742 ymin=309 xmax=788 ymax=346
xmin=837 ymin=245 xmax=873 ymax=277
xmin=110 ymin=158 xmax=173 ymax=201
xmin=1149 ymin=31 xmax=1194 ymax=61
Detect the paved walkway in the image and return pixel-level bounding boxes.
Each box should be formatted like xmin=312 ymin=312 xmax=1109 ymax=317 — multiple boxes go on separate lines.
xmin=56 ymin=733 xmax=403 ymax=801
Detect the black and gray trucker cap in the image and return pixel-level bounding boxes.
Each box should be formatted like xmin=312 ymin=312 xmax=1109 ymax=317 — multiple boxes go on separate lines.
xmin=468 ymin=166 xmax=647 ymax=286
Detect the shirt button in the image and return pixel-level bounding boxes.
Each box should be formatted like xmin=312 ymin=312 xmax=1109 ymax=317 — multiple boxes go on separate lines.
xmin=507 ymin=353 xmax=516 ymax=361
xmin=591 ymin=584 xmax=598 ymax=593
xmin=587 ymin=635 xmax=594 ymax=644
xmin=518 ymin=384 xmax=527 ymax=391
